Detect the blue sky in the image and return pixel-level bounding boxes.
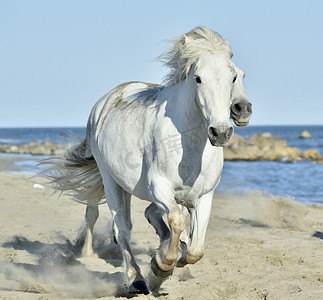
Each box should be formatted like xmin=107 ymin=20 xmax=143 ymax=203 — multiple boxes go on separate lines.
xmin=1 ymin=0 xmax=322 ymax=127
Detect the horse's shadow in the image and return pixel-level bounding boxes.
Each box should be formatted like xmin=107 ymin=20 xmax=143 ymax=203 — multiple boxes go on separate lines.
xmin=0 ymin=229 xmax=153 ymax=298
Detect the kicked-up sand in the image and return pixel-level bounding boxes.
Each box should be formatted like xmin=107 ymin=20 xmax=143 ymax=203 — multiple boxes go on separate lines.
xmin=0 ymin=157 xmax=323 ymax=299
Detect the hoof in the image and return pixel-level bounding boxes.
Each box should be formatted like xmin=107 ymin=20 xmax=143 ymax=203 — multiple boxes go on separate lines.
xmin=128 ymin=280 xmax=149 ymax=295
xmin=151 ymin=256 xmax=173 ymax=278
xmin=176 ymin=257 xmax=187 ymax=268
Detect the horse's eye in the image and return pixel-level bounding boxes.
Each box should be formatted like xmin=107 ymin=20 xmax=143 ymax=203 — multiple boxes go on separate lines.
xmin=195 ymin=76 xmax=202 ymax=84
xmin=233 ymin=75 xmax=237 ymax=83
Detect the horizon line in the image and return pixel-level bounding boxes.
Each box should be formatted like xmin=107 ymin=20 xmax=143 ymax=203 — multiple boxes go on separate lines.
xmin=1 ymin=124 xmax=323 ymax=129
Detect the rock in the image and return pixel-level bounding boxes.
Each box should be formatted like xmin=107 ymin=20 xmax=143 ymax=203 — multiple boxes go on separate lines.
xmin=260 ymin=132 xmax=281 ymax=139
xmin=249 ymin=134 xmax=273 ymax=151
xmin=280 ymin=147 xmax=301 ymax=161
xmin=225 ymin=134 xmax=259 ymax=160
xmin=299 ymin=130 xmax=312 ymax=139
xmin=10 ymin=145 xmax=19 ymax=152
xmin=0 ymin=142 xmax=72 ymax=156
xmin=224 ymin=133 xmax=302 ymax=161
xmin=301 ymin=149 xmax=322 ymax=161
xmin=260 ymin=141 xmax=300 ymax=161
xmin=261 ymin=132 xmax=272 ymax=138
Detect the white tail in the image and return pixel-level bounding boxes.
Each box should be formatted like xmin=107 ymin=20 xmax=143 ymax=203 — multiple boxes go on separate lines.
xmin=41 ymin=138 xmax=105 ymax=205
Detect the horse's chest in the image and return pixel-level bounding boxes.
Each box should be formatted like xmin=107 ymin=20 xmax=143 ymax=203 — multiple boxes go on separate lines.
xmin=173 ymin=172 xmax=220 ymax=208
xmin=170 ymin=147 xmax=223 ymax=208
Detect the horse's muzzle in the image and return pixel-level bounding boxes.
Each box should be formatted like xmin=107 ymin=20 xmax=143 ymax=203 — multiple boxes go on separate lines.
xmin=208 ymin=125 xmax=233 ymax=147
xmin=231 ymin=98 xmax=252 ymax=127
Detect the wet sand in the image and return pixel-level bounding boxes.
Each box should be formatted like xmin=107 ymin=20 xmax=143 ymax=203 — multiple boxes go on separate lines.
xmin=0 ymin=156 xmax=31 ymax=172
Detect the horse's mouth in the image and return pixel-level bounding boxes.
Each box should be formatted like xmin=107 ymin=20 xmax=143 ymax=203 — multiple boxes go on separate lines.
xmin=232 ymin=114 xmax=250 ymax=127
xmin=233 ymin=119 xmax=249 ymax=127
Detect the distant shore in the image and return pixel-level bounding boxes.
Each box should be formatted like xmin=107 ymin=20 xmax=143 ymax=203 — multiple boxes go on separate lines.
xmin=0 ymin=132 xmax=322 ymax=163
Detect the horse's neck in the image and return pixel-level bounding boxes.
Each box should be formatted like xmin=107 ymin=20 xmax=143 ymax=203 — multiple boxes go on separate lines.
xmin=164 ymin=81 xmax=206 ymax=139
xmin=162 ymin=82 xmax=213 ymax=186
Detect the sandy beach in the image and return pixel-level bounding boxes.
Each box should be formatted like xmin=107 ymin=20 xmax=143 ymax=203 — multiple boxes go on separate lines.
xmin=0 ymin=156 xmax=323 ymax=299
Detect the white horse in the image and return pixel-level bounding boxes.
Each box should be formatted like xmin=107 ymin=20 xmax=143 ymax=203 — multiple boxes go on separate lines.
xmin=46 ymin=26 xmax=252 ymax=295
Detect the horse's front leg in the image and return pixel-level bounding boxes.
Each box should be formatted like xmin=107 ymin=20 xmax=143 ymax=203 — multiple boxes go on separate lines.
xmin=185 ymin=191 xmax=213 ymax=265
xmin=149 ymin=179 xmax=185 ymax=278
xmin=144 ymin=203 xmax=170 ymax=243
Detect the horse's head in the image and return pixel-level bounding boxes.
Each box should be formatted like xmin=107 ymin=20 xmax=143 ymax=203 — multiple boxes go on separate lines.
xmin=161 ymin=26 xmax=252 ymax=146
xmin=192 ymin=51 xmax=238 ymax=147
xmin=230 ymin=66 xmax=252 ymax=127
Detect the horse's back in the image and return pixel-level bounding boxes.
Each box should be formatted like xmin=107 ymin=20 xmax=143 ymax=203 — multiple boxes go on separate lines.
xmin=88 ymin=81 xmax=162 ymax=133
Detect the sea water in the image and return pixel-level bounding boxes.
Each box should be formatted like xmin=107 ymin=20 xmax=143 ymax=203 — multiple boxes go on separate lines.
xmin=0 ymin=126 xmax=322 ymax=205
xmin=221 ymin=125 xmax=323 ymax=204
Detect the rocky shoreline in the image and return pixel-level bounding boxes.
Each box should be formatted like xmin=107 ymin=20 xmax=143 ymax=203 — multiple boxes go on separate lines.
xmin=0 ymin=133 xmax=322 ymax=163
xmin=0 ymin=141 xmax=73 ymax=156
xmin=224 ymin=132 xmax=323 ymax=162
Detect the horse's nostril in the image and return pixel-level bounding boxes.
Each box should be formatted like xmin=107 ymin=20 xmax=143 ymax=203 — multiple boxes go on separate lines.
xmin=233 ymin=103 xmax=242 ymax=113
xmin=209 ymin=126 xmax=233 ymax=143
xmin=209 ymin=127 xmax=218 ymax=138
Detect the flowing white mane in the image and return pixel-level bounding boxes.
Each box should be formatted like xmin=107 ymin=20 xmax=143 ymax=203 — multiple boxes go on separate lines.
xmin=160 ymin=26 xmax=233 ymax=86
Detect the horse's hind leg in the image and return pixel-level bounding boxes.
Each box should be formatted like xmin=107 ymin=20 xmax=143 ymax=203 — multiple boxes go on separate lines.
xmin=103 ymin=173 xmax=149 ymax=295
xmin=123 ymin=191 xmax=132 ymax=231
xmin=82 ymin=205 xmax=99 ymax=257
xmin=112 ymin=190 xmax=132 ymax=243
